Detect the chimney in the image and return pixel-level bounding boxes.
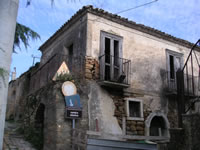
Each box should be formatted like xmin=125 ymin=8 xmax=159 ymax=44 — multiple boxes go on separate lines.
xmin=11 ymin=67 xmax=16 ymax=80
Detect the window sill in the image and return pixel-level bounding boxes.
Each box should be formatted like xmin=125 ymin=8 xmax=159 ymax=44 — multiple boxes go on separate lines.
xmin=127 ymin=117 xmax=144 ymax=121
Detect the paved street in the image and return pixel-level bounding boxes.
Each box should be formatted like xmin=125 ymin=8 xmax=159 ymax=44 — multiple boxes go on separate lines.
xmin=3 ymin=121 xmax=36 ymax=150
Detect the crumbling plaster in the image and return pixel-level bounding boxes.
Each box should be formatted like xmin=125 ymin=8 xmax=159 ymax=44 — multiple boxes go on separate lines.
xmin=88 ymin=81 xmax=122 ymax=136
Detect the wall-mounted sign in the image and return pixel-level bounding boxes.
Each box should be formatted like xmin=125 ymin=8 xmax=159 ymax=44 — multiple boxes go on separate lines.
xmin=62 ymin=81 xmax=82 ymax=120
xmin=65 ymin=108 xmax=82 ymax=119
xmin=52 ymin=61 xmax=70 ymax=81
xmin=65 ymin=94 xmax=82 ymax=108
xmin=62 ymin=81 xmax=77 ymax=96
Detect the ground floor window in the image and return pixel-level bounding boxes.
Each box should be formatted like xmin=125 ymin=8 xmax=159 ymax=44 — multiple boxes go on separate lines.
xmin=125 ymin=98 xmax=144 ymax=121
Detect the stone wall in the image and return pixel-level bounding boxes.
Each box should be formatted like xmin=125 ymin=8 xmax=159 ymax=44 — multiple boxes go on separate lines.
xmin=85 ymin=56 xmax=99 ymax=80
xmin=167 ymin=128 xmax=184 ymax=150
xmin=167 ymin=96 xmax=179 ymax=128
xmin=6 ymin=63 xmax=39 ymax=120
xmin=182 ymin=114 xmax=200 ymax=150
xmin=166 ymin=114 xmax=200 ymax=150
xmin=112 ymin=95 xmax=147 ymax=136
xmin=126 ymin=120 xmax=145 ymax=136
xmin=22 ymin=80 xmax=89 ymax=150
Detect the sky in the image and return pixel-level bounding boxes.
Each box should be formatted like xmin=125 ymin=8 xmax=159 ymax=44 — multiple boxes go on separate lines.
xmin=11 ymin=0 xmax=200 ymax=78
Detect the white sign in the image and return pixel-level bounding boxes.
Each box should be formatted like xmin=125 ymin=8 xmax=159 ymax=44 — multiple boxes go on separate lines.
xmin=62 ymin=81 xmax=77 ymax=96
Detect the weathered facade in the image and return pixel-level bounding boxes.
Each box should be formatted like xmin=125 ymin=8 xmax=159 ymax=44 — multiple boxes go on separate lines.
xmin=6 ymin=6 xmax=200 ymax=150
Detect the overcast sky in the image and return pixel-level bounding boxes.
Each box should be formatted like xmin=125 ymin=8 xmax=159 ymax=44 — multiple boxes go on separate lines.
xmin=11 ymin=0 xmax=200 ymax=78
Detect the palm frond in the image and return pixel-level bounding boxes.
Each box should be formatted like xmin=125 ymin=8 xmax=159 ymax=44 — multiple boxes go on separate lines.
xmin=14 ymin=23 xmax=40 ymax=52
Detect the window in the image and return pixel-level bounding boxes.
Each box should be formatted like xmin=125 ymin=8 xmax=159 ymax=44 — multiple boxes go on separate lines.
xmin=68 ymin=44 xmax=73 ymax=70
xmin=100 ymin=31 xmax=123 ymax=82
xmin=125 ymin=98 xmax=144 ymax=120
xmin=166 ymin=49 xmax=183 ymax=79
xmin=166 ymin=49 xmax=183 ymax=89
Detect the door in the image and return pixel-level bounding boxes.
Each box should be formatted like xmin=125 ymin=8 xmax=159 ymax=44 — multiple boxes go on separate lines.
xmin=166 ymin=50 xmax=183 ymax=90
xmin=100 ymin=32 xmax=122 ymax=82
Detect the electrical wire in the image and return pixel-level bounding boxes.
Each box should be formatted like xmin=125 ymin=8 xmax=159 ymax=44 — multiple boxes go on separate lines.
xmin=90 ymin=0 xmax=158 ymax=24
xmin=115 ymin=0 xmax=158 ymax=14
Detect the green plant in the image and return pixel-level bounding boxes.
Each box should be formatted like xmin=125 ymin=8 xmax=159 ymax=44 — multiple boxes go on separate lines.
xmin=55 ymin=73 xmax=74 ymax=81
xmin=14 ymin=23 xmax=40 ymax=52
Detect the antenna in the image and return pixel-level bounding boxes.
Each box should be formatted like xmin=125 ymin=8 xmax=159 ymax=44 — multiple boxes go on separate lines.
xmin=31 ymin=55 xmax=40 ymax=66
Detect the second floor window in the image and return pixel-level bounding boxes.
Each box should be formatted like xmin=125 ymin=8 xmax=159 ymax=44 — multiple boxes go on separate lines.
xmin=166 ymin=49 xmax=183 ymax=90
xmin=166 ymin=50 xmax=183 ymax=79
xmin=100 ymin=31 xmax=123 ymax=82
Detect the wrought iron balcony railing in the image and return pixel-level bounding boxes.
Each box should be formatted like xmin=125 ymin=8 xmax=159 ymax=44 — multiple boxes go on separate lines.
xmin=99 ymin=54 xmax=131 ymax=85
xmin=164 ymin=71 xmax=200 ymax=96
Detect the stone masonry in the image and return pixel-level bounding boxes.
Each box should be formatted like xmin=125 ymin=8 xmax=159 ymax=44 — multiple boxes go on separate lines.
xmin=85 ymin=56 xmax=100 ymax=80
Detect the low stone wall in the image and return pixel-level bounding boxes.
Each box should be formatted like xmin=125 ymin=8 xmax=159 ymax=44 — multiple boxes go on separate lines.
xmin=167 ymin=128 xmax=184 ymax=150
xmin=126 ymin=120 xmax=145 ymax=135
xmin=6 ymin=63 xmax=40 ymax=121
xmin=167 ymin=114 xmax=200 ymax=150
xmin=182 ymin=114 xmax=200 ymax=150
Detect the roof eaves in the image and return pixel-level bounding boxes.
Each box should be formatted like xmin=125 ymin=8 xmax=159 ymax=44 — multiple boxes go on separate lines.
xmin=39 ymin=5 xmax=199 ymax=52
xmin=87 ymin=6 xmax=198 ymax=50
xmin=39 ymin=5 xmax=91 ymax=51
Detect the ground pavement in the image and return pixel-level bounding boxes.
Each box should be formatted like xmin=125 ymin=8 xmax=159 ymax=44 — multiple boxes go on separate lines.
xmin=3 ymin=121 xmax=36 ymax=150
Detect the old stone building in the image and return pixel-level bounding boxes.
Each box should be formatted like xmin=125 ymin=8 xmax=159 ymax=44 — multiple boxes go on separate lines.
xmin=6 ymin=6 xmax=200 ymax=150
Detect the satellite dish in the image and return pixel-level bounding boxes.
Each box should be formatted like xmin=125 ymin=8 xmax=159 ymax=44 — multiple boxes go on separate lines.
xmin=62 ymin=81 xmax=77 ymax=96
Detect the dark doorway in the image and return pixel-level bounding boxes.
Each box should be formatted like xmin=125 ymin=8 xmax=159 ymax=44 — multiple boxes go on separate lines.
xmin=35 ymin=103 xmax=45 ymax=128
xmin=150 ymin=116 xmax=166 ymax=136
xmin=34 ymin=103 xmax=45 ymax=150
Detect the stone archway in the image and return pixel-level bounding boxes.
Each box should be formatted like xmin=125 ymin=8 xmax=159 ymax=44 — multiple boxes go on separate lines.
xmin=145 ymin=111 xmax=170 ymax=138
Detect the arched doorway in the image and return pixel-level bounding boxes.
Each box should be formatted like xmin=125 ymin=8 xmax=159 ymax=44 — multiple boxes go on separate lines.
xmin=150 ymin=116 xmax=166 ymax=136
xmin=145 ymin=111 xmax=170 ymax=138
xmin=34 ymin=103 xmax=45 ymax=150
xmin=35 ymin=103 xmax=45 ymax=128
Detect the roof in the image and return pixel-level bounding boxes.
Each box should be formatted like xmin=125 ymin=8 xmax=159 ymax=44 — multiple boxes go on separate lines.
xmin=39 ymin=5 xmax=198 ymax=51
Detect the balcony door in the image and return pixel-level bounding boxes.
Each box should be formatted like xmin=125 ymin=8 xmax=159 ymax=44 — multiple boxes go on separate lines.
xmin=166 ymin=49 xmax=183 ymax=90
xmin=100 ymin=32 xmax=123 ymax=82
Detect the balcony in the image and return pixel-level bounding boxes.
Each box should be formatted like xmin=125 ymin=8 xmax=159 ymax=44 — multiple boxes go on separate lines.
xmin=164 ymin=71 xmax=200 ymax=97
xmin=99 ymin=54 xmax=131 ymax=88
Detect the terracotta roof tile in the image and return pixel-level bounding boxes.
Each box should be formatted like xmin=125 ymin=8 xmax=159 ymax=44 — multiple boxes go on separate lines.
xmin=39 ymin=5 xmax=198 ymax=51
